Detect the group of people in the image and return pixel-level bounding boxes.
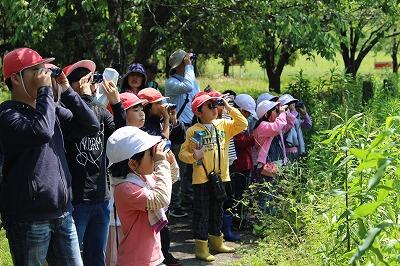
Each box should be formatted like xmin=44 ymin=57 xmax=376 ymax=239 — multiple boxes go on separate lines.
xmin=0 ymin=47 xmax=312 ymax=266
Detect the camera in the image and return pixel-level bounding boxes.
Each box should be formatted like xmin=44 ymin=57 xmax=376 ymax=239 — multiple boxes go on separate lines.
xmin=208 ymin=171 xmax=227 ymax=202
xmin=50 ymin=67 xmax=62 ymax=78
xmin=164 ymin=139 xmax=171 ymax=152
xmin=190 ymin=53 xmax=197 ymax=61
xmin=92 ymin=73 xmax=103 ymax=84
xmin=166 ymin=103 xmax=177 ymax=111
xmin=216 ymin=99 xmax=224 ymax=106
xmin=295 ymin=100 xmax=304 ymax=109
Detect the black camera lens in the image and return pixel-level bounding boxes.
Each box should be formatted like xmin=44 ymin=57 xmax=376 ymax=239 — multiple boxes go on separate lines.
xmin=295 ymin=100 xmax=304 ymax=109
xmin=92 ymin=73 xmax=103 ymax=84
xmin=167 ymin=103 xmax=177 ymax=111
xmin=216 ymin=99 xmax=224 ymax=106
xmin=50 ymin=68 xmax=62 ymax=78
xmin=190 ymin=53 xmax=197 ymax=61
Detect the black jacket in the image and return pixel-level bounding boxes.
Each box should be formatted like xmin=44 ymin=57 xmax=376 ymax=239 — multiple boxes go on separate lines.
xmin=0 ymin=87 xmax=99 ymax=222
xmin=64 ymin=96 xmax=125 ymax=204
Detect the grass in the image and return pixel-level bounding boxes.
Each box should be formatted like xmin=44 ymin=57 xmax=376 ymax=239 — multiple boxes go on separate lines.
xmin=196 ymin=52 xmax=393 ymax=93
xmin=0 ymin=230 xmax=12 ymax=265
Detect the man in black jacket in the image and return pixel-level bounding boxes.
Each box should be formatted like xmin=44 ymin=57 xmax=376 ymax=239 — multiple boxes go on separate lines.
xmin=63 ymin=60 xmax=125 ymax=266
xmin=0 ymin=48 xmax=100 ymax=265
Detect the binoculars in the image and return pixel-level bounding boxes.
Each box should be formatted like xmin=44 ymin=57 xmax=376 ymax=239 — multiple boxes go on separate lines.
xmin=166 ymin=103 xmax=177 ymax=111
xmin=50 ymin=67 xmax=62 ymax=78
xmin=92 ymin=73 xmax=103 ymax=84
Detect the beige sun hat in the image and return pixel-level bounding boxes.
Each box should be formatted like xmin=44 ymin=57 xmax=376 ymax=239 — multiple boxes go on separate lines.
xmin=168 ymin=49 xmax=187 ymax=69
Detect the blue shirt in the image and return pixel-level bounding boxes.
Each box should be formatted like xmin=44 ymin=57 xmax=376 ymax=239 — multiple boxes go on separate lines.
xmin=165 ymin=65 xmax=200 ymax=124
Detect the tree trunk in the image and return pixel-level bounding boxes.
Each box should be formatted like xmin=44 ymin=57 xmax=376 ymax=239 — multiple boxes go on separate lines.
xmin=266 ymin=70 xmax=281 ymax=93
xmin=263 ymin=42 xmax=291 ymax=94
xmin=392 ymin=39 xmax=399 ymax=73
xmin=133 ymin=3 xmax=173 ymax=63
xmin=223 ymin=57 xmax=230 ymax=76
xmin=106 ymin=0 xmax=122 ymax=72
xmin=341 ymin=27 xmax=383 ymax=77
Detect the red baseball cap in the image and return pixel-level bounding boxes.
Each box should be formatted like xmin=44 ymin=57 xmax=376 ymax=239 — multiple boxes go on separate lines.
xmin=120 ymin=93 xmax=148 ymax=110
xmin=137 ymin=88 xmax=168 ymax=103
xmin=107 ymin=92 xmax=148 ymax=114
xmin=2 ymin=48 xmax=54 ymax=80
xmin=207 ymin=90 xmax=222 ymax=98
xmin=192 ymin=91 xmax=219 ymax=113
xmin=63 ymin=60 xmax=96 ymax=77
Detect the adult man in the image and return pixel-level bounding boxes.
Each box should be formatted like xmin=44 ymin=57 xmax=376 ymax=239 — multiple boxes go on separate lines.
xmin=0 ymin=48 xmax=100 ymax=265
xmin=165 ymin=49 xmax=200 ymax=217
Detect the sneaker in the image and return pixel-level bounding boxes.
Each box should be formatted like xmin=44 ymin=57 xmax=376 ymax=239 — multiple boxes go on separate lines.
xmin=163 ymin=252 xmax=182 ymax=266
xmin=170 ymin=208 xmax=188 ymax=218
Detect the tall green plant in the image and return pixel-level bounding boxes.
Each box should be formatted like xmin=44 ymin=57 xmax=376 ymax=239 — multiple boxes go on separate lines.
xmin=322 ymin=112 xmax=400 ymax=264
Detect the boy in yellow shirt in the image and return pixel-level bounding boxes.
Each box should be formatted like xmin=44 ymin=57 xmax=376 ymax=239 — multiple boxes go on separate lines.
xmin=179 ymin=92 xmax=247 ymax=261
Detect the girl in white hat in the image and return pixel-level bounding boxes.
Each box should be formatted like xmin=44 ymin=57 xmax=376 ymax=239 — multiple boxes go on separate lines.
xmin=106 ymin=126 xmax=174 ymax=266
xmin=252 ymin=100 xmax=296 ymax=212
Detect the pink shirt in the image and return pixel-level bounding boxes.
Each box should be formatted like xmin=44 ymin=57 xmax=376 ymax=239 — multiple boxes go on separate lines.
xmin=253 ymin=112 xmax=296 ymax=163
xmin=114 ymin=176 xmax=164 ymax=266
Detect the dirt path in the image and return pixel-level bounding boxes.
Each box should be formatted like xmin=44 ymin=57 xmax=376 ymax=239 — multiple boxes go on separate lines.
xmin=168 ymin=214 xmax=256 ymax=266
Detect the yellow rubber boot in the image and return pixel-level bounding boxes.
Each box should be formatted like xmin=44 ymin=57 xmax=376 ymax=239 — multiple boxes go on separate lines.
xmin=195 ymin=239 xmax=215 ymax=262
xmin=209 ymin=234 xmax=236 ymax=253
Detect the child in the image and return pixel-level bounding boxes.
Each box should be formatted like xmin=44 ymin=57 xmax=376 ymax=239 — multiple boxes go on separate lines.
xmin=253 ymin=100 xmax=295 ymax=212
xmin=106 ymin=126 xmax=173 ymax=266
xmin=179 ymin=92 xmax=248 ymax=262
xmin=278 ymin=94 xmax=312 ymax=160
xmin=206 ymin=89 xmax=239 ymax=242
xmin=105 ymin=92 xmax=147 ymax=266
xmin=256 ymin=92 xmax=278 ymax=106
xmin=120 ymin=63 xmax=147 ymax=94
xmin=63 ymin=60 xmax=125 ymax=266
xmin=138 ymin=88 xmax=183 ymax=266
xmin=232 ymin=94 xmax=257 ymax=229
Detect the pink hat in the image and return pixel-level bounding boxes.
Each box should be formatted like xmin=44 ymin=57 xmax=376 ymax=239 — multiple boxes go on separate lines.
xmin=107 ymin=92 xmax=148 ymax=114
xmin=120 ymin=92 xmax=148 ymax=110
xmin=137 ymin=88 xmax=168 ymax=103
xmin=45 ymin=63 xmax=58 ymax=69
xmin=2 ymin=48 xmax=54 ymax=80
xmin=191 ymin=92 xmax=219 ymax=113
xmin=63 ymin=60 xmax=96 ymax=77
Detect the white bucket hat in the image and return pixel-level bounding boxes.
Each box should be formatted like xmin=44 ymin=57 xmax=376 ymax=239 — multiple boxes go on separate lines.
xmin=234 ymin=94 xmax=257 ymax=118
xmin=278 ymin=94 xmax=298 ymax=105
xmin=256 ymin=100 xmax=280 ymax=120
xmin=256 ymin=93 xmax=279 ymax=106
xmin=106 ymin=126 xmax=161 ymax=166
xmin=169 ymin=49 xmax=187 ymax=69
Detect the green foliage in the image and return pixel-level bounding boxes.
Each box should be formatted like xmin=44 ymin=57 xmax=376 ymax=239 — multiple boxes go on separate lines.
xmin=239 ymin=71 xmax=400 ymax=265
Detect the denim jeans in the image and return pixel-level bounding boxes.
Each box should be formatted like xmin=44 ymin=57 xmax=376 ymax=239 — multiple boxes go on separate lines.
xmin=72 ymin=201 xmax=110 ymax=266
xmin=5 ymin=214 xmax=82 ymax=266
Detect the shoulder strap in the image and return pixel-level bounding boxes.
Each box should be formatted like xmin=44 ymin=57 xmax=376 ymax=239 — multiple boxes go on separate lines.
xmin=177 ymin=93 xmax=189 ymax=119
xmin=171 ymin=75 xmax=190 ymax=119
xmin=214 ymin=126 xmax=221 ymax=173
xmin=254 ymin=136 xmax=271 ymax=163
